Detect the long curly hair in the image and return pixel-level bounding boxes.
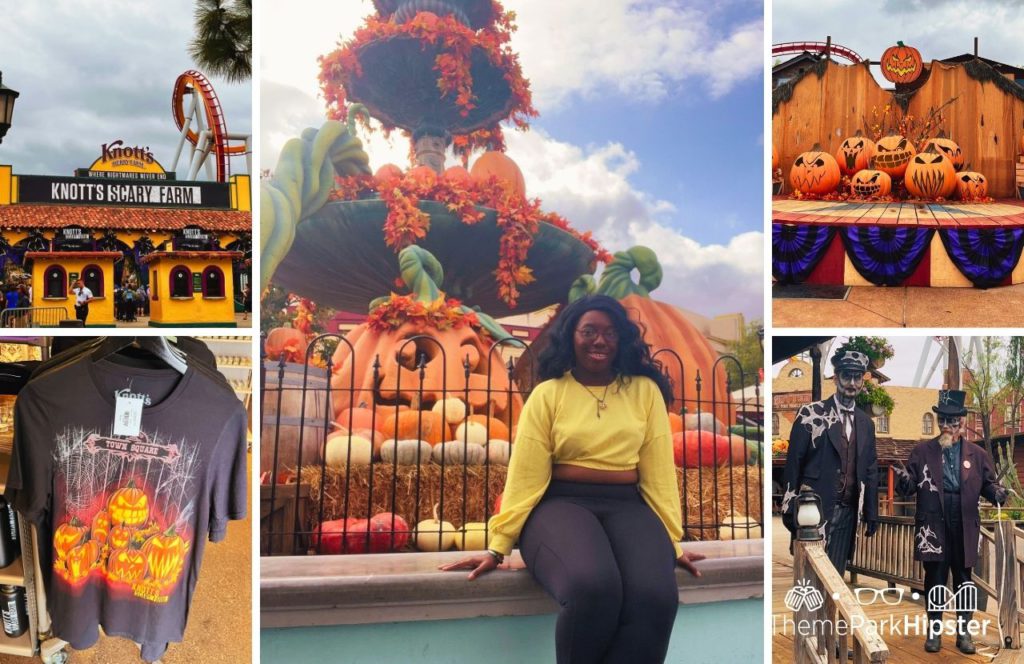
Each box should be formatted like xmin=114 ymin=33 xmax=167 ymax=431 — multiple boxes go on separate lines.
xmin=537 ymin=295 xmax=674 ymax=407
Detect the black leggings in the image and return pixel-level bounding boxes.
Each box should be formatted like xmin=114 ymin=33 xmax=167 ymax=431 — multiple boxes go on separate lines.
xmin=519 ymin=480 xmax=678 ymax=664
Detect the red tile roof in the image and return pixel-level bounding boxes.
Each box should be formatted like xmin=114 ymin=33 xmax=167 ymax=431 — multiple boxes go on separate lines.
xmin=0 ymin=204 xmax=250 ymax=232
xmin=140 ymin=251 xmax=243 ymax=263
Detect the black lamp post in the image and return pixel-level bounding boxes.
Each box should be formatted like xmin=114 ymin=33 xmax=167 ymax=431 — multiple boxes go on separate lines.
xmin=0 ymin=71 xmax=20 ymax=144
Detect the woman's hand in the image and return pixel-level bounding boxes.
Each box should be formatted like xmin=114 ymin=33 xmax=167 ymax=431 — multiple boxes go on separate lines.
xmin=438 ymin=554 xmax=500 ymax=580
xmin=676 ymin=550 xmax=706 ymax=577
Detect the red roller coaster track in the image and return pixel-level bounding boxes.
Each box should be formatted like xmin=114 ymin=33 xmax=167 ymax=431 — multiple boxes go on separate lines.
xmin=171 ymin=70 xmax=246 ymax=182
xmin=772 ymin=41 xmax=864 ymax=64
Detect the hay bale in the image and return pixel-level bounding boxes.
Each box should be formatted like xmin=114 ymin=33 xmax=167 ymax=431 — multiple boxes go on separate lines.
xmin=679 ymin=466 xmax=763 ymax=541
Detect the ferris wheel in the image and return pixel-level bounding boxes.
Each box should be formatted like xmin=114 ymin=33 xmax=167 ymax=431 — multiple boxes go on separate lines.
xmin=170 ymin=69 xmax=250 ymax=182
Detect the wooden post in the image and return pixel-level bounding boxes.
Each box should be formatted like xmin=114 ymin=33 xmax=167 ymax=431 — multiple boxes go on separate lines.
xmin=995 ymin=520 xmax=1021 ymax=649
xmin=825 ymin=36 xmax=832 ymax=63
xmin=974 ymin=37 xmax=979 ymax=59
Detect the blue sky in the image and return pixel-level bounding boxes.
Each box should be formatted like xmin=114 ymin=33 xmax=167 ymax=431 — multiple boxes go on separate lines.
xmin=262 ymin=0 xmax=764 ymax=319
xmin=0 ymin=2 xmax=251 ymax=181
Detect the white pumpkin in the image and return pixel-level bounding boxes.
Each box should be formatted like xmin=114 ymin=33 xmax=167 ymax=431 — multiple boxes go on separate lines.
xmin=485 ymin=439 xmax=511 ymax=465
xmin=432 ymin=440 xmax=487 ymax=465
xmin=325 ymin=432 xmax=373 ymax=468
xmin=717 ymin=513 xmax=762 ymax=540
xmin=379 ymin=439 xmax=433 ymax=465
xmin=453 ymin=421 xmax=489 ymax=446
xmin=453 ymin=521 xmax=488 ymax=551
xmin=413 ymin=503 xmax=456 ymax=551
xmin=431 ymin=397 xmax=468 ymax=424
xmin=684 ymin=412 xmax=727 ymax=435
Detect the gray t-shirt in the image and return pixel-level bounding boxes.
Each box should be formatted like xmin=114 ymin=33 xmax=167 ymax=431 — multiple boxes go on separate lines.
xmin=4 ymin=355 xmax=247 ymax=661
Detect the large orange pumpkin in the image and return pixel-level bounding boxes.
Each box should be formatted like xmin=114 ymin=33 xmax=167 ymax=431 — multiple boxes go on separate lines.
xmin=470 ymin=151 xmax=526 ymax=198
xmin=336 ymin=406 xmax=385 ymax=433
xmin=921 ymin=134 xmax=964 ymax=171
xmin=107 ymin=543 xmax=147 ymax=584
xmin=872 ymin=135 xmax=916 ymax=178
xmin=881 ymin=41 xmax=923 ymax=84
xmin=142 ymin=527 xmax=190 ymax=587
xmin=108 ymin=480 xmax=150 ymax=528
xmin=382 ymin=411 xmax=447 ymax=446
xmin=265 ymin=327 xmax=309 ymax=364
xmin=375 ymin=163 xmax=404 ymax=180
xmin=330 ymin=247 xmax=522 ymax=431
xmin=65 ymin=539 xmax=100 ymax=583
xmin=957 ymin=171 xmax=989 ymax=201
xmin=905 ymin=148 xmax=956 ymax=199
xmin=835 ymin=132 xmax=876 ymax=176
xmin=577 ymin=247 xmax=731 ymax=424
xmin=789 ymin=145 xmax=841 ymax=195
xmin=850 ymin=170 xmax=892 ymax=198
xmin=54 ymin=518 xmax=88 ymax=560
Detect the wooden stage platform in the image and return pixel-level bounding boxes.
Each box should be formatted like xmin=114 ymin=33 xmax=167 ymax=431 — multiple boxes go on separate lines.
xmin=771 ymin=517 xmax=1024 ymax=663
xmin=773 ymin=199 xmax=1024 ymax=228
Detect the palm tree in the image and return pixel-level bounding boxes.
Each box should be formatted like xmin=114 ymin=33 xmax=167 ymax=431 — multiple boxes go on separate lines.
xmin=188 ymin=0 xmax=251 ymax=83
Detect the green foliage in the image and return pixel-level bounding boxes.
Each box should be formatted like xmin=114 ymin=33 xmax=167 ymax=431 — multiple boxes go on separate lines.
xmin=841 ymin=336 xmax=895 ymax=366
xmin=188 ymin=0 xmax=252 ymax=83
xmin=726 ymin=320 xmax=764 ymax=389
xmin=856 ymin=380 xmax=895 ymax=416
xmin=260 ymin=283 xmax=291 ymax=334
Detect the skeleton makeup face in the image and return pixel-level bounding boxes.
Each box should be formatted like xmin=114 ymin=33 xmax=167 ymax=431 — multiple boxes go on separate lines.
xmin=834 ymin=370 xmax=864 ymax=407
xmin=938 ymin=415 xmax=963 ymax=447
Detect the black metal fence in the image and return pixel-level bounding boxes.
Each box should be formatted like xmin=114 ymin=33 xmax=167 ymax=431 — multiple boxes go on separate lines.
xmin=260 ymin=333 xmax=764 ymax=556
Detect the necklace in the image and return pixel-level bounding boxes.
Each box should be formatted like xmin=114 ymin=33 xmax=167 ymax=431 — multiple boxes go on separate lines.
xmin=579 ymin=382 xmax=611 ymax=418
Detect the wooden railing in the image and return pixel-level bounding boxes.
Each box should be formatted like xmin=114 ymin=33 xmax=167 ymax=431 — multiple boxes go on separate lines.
xmin=975 ymin=520 xmax=1024 ymax=650
xmin=847 ymin=516 xmax=924 ymax=589
xmin=793 ymin=540 xmax=889 ymax=663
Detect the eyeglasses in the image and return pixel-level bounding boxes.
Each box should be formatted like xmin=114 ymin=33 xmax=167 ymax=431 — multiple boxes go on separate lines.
xmin=576 ymin=327 xmax=619 ymax=343
xmin=938 ymin=416 xmax=962 ymax=426
xmin=854 ymin=587 xmax=904 ymax=605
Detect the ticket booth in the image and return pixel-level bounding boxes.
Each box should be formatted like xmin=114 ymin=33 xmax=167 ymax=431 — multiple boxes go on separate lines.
xmin=26 ymin=251 xmax=120 ymax=326
xmin=142 ymin=251 xmax=242 ymax=327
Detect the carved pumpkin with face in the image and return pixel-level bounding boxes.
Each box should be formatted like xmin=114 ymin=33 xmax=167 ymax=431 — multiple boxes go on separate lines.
xmin=108 ymin=522 xmax=134 ymax=550
xmin=835 ymin=132 xmax=876 ymax=176
xmin=921 ymin=135 xmax=964 ymax=171
xmin=881 ymin=42 xmax=923 ymax=84
xmin=54 ymin=518 xmax=88 ymax=560
xmin=905 ymin=149 xmax=956 ymax=199
xmin=789 ymin=147 xmax=841 ymax=195
xmin=872 ymin=135 xmax=916 ymax=179
xmin=330 ymin=247 xmax=523 ymax=430
xmin=142 ymin=527 xmax=190 ymax=587
xmin=107 ymin=544 xmax=147 ymax=584
xmin=65 ymin=538 xmax=100 ymax=583
xmin=957 ymin=171 xmax=989 ymax=201
xmin=91 ymin=510 xmax=111 ymax=546
xmin=108 ymin=480 xmax=150 ymax=528
xmin=850 ymin=170 xmax=892 ymax=198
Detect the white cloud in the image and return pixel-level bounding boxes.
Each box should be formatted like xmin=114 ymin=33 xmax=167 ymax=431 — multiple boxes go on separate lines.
xmin=261 ymin=1 xmax=763 ymax=115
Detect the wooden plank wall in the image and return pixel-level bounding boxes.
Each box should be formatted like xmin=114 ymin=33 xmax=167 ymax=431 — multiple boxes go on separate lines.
xmin=774 ymin=60 xmax=1024 ymax=198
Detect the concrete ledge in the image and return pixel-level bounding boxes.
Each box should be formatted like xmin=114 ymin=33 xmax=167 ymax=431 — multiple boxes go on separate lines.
xmin=261 ymin=539 xmax=763 ymax=629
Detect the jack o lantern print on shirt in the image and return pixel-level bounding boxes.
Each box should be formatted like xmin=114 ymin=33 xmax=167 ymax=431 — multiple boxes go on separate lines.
xmin=50 ymin=426 xmax=196 ymax=604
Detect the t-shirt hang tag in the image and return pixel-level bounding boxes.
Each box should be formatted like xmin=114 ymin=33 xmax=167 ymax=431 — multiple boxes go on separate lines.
xmin=113 ymin=393 xmax=145 ymax=437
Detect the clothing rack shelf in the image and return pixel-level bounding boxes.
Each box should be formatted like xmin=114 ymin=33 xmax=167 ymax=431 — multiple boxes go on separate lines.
xmin=0 ymin=451 xmax=42 ymax=658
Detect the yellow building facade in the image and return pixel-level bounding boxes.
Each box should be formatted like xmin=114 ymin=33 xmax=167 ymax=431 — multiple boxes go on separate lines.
xmin=27 ymin=251 xmax=120 ymax=326
xmin=143 ymin=252 xmax=242 ymax=327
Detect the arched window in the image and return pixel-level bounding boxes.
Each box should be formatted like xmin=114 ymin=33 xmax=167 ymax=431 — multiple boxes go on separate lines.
xmin=922 ymin=413 xmax=934 ymax=436
xmin=170 ymin=265 xmax=192 ymax=298
xmin=82 ymin=264 xmax=104 ymax=297
xmin=202 ymin=266 xmax=225 ymax=298
xmin=44 ymin=265 xmax=67 ymax=298
xmin=772 ymin=413 xmax=780 ymax=436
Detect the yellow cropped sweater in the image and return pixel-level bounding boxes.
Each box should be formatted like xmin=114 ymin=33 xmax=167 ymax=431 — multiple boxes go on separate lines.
xmin=487 ymin=371 xmax=683 ymax=558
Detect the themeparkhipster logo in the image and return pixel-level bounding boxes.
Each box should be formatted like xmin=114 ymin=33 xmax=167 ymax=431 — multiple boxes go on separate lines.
xmin=775 ymin=579 xmax=992 ymax=638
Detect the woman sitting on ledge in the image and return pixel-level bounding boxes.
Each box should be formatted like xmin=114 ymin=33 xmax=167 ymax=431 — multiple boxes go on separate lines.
xmin=441 ymin=294 xmax=704 ymax=664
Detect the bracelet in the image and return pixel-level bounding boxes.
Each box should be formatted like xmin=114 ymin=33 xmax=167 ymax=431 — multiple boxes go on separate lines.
xmin=485 ymin=549 xmax=504 ymax=564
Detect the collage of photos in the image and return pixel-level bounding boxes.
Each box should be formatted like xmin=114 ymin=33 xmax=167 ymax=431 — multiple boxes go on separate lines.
xmin=0 ymin=0 xmax=1023 ymax=663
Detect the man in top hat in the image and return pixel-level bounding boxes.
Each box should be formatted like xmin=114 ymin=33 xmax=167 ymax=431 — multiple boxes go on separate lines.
xmin=896 ymin=390 xmax=1008 ymax=654
xmin=782 ymin=348 xmax=879 ymax=576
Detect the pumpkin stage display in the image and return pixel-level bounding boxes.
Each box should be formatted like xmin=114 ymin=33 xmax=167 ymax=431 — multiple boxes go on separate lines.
xmin=921 ymin=133 xmax=965 ymax=171
xmin=904 ymin=148 xmax=956 ymax=199
xmin=850 ymin=169 xmax=892 ymax=198
xmin=789 ymin=146 xmax=841 ymax=195
xmin=835 ymin=131 xmax=876 ymax=176
xmin=881 ymin=41 xmax=923 ymax=84
xmin=330 ymin=246 xmax=523 ymax=434
xmin=957 ymin=171 xmax=989 ymax=201
xmin=871 ymin=134 xmax=916 ymax=179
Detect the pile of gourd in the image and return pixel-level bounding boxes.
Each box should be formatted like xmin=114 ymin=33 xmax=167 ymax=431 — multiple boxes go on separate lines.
xmin=313 ymin=503 xmax=497 ymax=554
xmin=326 ymin=398 xmax=512 ymax=469
xmin=786 ymin=132 xmax=989 ymax=201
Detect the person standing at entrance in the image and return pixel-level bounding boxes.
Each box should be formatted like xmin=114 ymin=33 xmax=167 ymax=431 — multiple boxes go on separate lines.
xmin=781 ymin=348 xmax=880 ymax=576
xmin=896 ymin=390 xmax=1007 ymax=655
xmin=71 ymin=279 xmax=93 ymax=325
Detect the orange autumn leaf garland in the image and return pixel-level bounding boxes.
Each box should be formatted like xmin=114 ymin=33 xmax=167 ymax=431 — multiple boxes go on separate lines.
xmin=329 ymin=171 xmax=610 ymax=309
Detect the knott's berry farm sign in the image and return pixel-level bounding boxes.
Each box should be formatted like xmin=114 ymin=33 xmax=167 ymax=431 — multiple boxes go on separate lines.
xmin=75 ymin=139 xmax=173 ymax=181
